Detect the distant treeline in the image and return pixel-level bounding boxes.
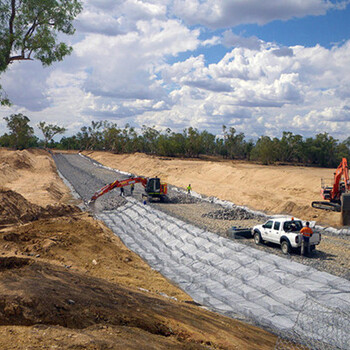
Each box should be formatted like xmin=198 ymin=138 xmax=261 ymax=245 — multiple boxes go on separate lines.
xmin=1 ymin=114 xmax=349 ymax=168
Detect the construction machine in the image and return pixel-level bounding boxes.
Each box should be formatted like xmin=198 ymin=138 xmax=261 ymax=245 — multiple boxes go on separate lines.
xmin=89 ymin=176 xmax=167 ymax=203
xmin=311 ymin=158 xmax=350 ymax=223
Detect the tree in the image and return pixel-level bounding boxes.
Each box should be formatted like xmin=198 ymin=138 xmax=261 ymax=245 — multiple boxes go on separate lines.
xmin=141 ymin=126 xmax=160 ymax=154
xmin=38 ymin=121 xmax=66 ymax=148
xmin=121 ymin=124 xmax=138 ymax=153
xmin=4 ymin=113 xmax=35 ymax=149
xmin=76 ymin=121 xmax=103 ymax=150
xmin=337 ymin=137 xmax=350 ymax=161
xmin=302 ymin=133 xmax=339 ymax=167
xmin=250 ymin=136 xmax=278 ymax=165
xmin=102 ymin=121 xmax=122 ymax=152
xmin=222 ymin=125 xmax=246 ymax=159
xmin=199 ymin=130 xmax=216 ymax=155
xmin=184 ymin=127 xmax=202 ymax=157
xmin=57 ymin=135 xmax=79 ymax=150
xmin=0 ymin=0 xmax=82 ymax=103
xmin=278 ymin=132 xmax=303 ymax=163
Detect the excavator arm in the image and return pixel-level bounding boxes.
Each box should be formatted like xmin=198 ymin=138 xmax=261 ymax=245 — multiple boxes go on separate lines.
xmin=89 ymin=176 xmax=147 ymax=202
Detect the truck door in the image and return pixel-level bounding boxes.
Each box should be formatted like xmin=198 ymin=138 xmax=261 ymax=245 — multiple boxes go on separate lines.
xmin=271 ymin=220 xmax=281 ymax=243
xmin=262 ymin=220 xmax=273 ymax=240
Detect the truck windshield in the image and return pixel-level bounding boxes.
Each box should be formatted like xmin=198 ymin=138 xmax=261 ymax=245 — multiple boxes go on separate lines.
xmin=283 ymin=221 xmax=303 ymax=232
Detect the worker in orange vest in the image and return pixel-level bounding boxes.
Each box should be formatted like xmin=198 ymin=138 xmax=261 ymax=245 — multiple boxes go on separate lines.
xmin=300 ymin=221 xmax=313 ymax=256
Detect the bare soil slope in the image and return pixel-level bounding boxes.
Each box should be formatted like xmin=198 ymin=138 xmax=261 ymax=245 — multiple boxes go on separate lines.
xmin=84 ymin=151 xmax=341 ymax=227
xmin=0 ymin=148 xmax=73 ymax=206
xmin=0 ymin=189 xmax=80 ymax=228
xmin=0 ymin=149 xmax=276 ymax=349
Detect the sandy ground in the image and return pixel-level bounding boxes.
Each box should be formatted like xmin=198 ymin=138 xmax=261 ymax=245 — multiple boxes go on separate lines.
xmin=0 ymin=148 xmax=74 ymax=206
xmin=84 ymin=151 xmax=342 ymax=227
xmin=0 ymin=148 xmax=277 ymax=349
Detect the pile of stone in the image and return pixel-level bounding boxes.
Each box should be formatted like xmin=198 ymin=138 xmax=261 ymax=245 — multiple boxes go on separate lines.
xmin=166 ymin=191 xmax=199 ymax=204
xmin=202 ymin=207 xmax=265 ymax=221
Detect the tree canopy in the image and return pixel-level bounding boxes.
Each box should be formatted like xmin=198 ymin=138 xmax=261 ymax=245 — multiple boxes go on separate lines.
xmin=3 ymin=113 xmax=36 ymax=149
xmin=0 ymin=0 xmax=82 ymax=104
xmin=38 ymin=121 xmax=66 ymax=148
xmin=1 ymin=114 xmax=350 ymax=169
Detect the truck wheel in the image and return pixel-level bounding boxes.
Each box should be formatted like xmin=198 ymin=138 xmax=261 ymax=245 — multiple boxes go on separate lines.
xmin=281 ymin=240 xmax=291 ymax=255
xmin=254 ymin=231 xmax=262 ymax=245
xmin=310 ymin=245 xmax=316 ymax=251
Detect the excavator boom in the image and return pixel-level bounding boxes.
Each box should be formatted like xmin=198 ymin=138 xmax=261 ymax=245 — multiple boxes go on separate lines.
xmin=90 ymin=176 xmax=147 ymax=202
xmin=89 ymin=176 xmax=167 ymax=203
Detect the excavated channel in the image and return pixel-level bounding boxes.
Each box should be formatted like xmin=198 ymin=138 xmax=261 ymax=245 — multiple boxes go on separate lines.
xmin=53 ymin=153 xmax=350 ymax=348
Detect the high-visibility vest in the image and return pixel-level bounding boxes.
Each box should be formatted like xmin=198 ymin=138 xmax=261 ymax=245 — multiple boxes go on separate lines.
xmin=300 ymin=227 xmax=313 ymax=237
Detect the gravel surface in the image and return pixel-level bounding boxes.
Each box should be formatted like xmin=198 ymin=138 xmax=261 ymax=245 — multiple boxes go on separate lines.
xmin=53 ymin=153 xmax=350 ymax=281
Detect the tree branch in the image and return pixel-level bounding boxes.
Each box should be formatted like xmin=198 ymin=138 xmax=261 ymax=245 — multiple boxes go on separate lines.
xmin=6 ymin=0 xmax=17 ymax=62
xmin=24 ymin=17 xmax=38 ymax=41
xmin=22 ymin=17 xmax=38 ymax=57
xmin=9 ymin=0 xmax=16 ymax=36
xmin=8 ymin=56 xmax=33 ymax=62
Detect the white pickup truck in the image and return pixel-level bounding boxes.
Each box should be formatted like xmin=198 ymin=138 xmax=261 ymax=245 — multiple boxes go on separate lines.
xmin=252 ymin=217 xmax=321 ymax=255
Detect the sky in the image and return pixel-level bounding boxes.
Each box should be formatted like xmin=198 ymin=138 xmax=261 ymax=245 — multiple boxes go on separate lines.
xmin=1 ymin=0 xmax=350 ymax=141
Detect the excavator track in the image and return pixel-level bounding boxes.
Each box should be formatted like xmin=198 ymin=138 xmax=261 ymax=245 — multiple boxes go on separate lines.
xmin=312 ymin=201 xmax=341 ymax=212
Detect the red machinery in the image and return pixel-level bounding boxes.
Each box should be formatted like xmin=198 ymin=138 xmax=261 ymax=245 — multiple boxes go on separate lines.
xmin=312 ymin=158 xmax=350 ymax=212
xmin=89 ymin=176 xmax=167 ymax=203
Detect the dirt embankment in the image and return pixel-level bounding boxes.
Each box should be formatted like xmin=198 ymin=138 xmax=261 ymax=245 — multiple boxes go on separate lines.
xmin=0 ymin=149 xmax=276 ymax=349
xmin=83 ymin=151 xmax=341 ymax=227
xmin=0 ymin=189 xmax=80 ymax=228
xmin=0 ymin=148 xmax=74 ymax=206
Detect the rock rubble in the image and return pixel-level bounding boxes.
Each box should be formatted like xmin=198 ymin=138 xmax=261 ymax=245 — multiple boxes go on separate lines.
xmin=202 ymin=207 xmax=266 ymax=221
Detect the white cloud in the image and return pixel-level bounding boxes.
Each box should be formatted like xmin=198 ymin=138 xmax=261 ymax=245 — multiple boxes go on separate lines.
xmin=120 ymin=0 xmax=167 ymax=20
xmin=140 ymin=38 xmax=350 ymax=138
xmin=222 ymin=30 xmax=262 ymax=50
xmin=73 ymin=18 xmax=200 ymax=113
xmin=76 ymin=10 xmax=126 ymax=36
xmin=1 ymin=0 xmax=350 ymax=141
xmin=1 ymin=62 xmax=52 ymax=111
xmin=171 ymin=0 xmax=345 ymax=28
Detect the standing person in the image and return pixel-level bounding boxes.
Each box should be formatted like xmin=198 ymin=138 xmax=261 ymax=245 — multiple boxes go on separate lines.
xmin=120 ymin=187 xmax=124 ymax=197
xmin=130 ymin=183 xmax=134 ymax=196
xmin=187 ymin=184 xmax=192 ymax=194
xmin=300 ymin=221 xmax=313 ymax=256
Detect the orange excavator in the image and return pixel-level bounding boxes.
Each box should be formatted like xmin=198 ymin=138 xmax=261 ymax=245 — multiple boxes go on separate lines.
xmin=312 ymin=157 xmax=350 ymax=213
xmin=89 ymin=176 xmax=167 ymax=203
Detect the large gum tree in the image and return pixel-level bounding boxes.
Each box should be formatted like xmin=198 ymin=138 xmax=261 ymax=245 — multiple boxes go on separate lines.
xmin=0 ymin=0 xmax=82 ymax=104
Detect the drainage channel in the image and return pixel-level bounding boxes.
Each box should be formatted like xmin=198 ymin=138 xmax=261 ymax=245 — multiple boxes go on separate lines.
xmin=53 ymin=153 xmax=350 ymax=349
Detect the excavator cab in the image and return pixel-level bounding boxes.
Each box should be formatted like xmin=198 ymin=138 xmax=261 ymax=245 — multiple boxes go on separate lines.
xmin=145 ymin=177 xmax=167 ymax=201
xmin=146 ymin=177 xmax=161 ymax=195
